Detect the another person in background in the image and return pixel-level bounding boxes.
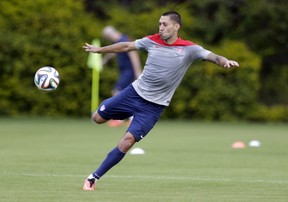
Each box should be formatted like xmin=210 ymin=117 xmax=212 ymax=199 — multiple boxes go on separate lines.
xmin=101 ymin=26 xmax=142 ymax=127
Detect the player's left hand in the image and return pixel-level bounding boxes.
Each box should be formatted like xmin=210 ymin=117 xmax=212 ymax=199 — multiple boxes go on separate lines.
xmin=224 ymin=60 xmax=239 ymax=68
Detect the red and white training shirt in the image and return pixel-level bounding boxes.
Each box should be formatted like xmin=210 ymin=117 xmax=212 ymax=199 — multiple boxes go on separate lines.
xmin=133 ymin=34 xmax=211 ymax=106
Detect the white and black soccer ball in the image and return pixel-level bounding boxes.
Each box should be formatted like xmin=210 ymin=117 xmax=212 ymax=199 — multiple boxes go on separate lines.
xmin=34 ymin=66 xmax=60 ymax=92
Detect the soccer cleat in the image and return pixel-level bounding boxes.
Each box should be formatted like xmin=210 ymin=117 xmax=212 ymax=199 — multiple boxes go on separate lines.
xmin=83 ymin=175 xmax=96 ymax=191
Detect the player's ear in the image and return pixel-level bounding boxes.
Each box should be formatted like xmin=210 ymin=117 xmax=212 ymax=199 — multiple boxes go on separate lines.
xmin=174 ymin=23 xmax=180 ymax=31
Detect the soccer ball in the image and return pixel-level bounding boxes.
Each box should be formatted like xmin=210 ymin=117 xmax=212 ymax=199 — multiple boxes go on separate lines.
xmin=34 ymin=66 xmax=60 ymax=91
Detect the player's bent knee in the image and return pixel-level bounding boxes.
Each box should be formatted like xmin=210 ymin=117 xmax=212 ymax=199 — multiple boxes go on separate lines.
xmin=91 ymin=111 xmax=107 ymax=124
xmin=118 ymin=133 xmax=136 ymax=153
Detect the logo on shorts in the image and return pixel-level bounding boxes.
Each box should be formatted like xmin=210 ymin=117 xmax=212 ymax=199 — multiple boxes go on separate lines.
xmin=100 ymin=105 xmax=106 ymax=111
xmin=140 ymin=135 xmax=144 ymax=139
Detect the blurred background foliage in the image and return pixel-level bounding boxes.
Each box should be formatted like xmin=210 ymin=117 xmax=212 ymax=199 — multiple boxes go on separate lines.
xmin=0 ymin=0 xmax=287 ymax=121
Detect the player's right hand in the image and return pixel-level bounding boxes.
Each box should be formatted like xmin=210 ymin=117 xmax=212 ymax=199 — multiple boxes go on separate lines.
xmin=83 ymin=43 xmax=100 ymax=53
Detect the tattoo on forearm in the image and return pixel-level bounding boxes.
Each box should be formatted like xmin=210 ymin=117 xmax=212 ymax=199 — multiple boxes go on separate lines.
xmin=206 ymin=53 xmax=227 ymax=67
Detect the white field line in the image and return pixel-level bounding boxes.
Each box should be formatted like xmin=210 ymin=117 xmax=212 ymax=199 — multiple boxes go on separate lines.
xmin=1 ymin=172 xmax=288 ymax=184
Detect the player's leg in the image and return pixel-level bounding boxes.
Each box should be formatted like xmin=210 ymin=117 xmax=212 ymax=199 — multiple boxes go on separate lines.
xmin=92 ymin=109 xmax=124 ymax=127
xmin=91 ymin=98 xmax=166 ymax=180
xmin=83 ymin=85 xmax=165 ymax=190
xmin=108 ymin=88 xmax=123 ymax=127
xmin=91 ymin=89 xmax=133 ymax=125
xmin=91 ymin=110 xmax=107 ymax=124
xmin=92 ymin=110 xmax=123 ymax=127
xmin=83 ymin=132 xmax=136 ymax=191
xmin=117 ymin=132 xmax=136 ymax=152
xmin=86 ymin=97 xmax=165 ymax=183
xmin=92 ymin=132 xmax=136 ymax=178
xmin=83 ymin=86 xmax=135 ymax=190
xmin=108 ymin=73 xmax=133 ymax=127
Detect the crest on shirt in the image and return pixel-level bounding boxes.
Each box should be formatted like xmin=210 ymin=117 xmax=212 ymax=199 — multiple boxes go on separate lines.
xmin=175 ymin=47 xmax=184 ymax=54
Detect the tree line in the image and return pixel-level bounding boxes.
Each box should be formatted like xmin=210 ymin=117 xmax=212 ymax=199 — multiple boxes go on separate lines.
xmin=0 ymin=0 xmax=287 ymax=121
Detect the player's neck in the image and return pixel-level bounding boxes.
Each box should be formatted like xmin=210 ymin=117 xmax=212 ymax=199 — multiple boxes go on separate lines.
xmin=164 ymin=35 xmax=178 ymax=45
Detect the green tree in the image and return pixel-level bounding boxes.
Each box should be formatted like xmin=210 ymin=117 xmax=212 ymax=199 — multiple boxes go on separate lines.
xmin=1 ymin=0 xmax=287 ymax=121
xmin=236 ymin=0 xmax=288 ymax=105
xmin=186 ymin=0 xmax=288 ymax=106
xmin=0 ymin=0 xmax=100 ymax=116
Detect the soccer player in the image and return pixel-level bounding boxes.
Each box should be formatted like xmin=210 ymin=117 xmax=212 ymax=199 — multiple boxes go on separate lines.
xmin=82 ymin=11 xmax=239 ymax=190
xmin=102 ymin=25 xmax=142 ymax=96
xmin=101 ymin=26 xmax=142 ymax=127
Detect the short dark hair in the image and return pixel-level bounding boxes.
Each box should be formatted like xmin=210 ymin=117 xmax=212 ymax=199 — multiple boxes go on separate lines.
xmin=162 ymin=11 xmax=182 ymax=26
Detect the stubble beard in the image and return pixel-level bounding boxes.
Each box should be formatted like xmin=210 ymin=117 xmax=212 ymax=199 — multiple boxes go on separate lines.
xmin=160 ymin=33 xmax=171 ymax=42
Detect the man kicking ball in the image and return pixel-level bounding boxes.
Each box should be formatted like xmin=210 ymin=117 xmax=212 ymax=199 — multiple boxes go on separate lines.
xmin=82 ymin=11 xmax=239 ymax=190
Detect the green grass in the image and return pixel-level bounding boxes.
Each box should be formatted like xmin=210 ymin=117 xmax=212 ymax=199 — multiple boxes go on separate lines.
xmin=0 ymin=118 xmax=288 ymax=202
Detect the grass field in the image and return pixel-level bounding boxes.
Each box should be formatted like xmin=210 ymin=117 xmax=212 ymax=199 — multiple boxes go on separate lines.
xmin=0 ymin=118 xmax=288 ymax=202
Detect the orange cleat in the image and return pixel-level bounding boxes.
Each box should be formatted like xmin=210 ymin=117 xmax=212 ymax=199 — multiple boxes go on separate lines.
xmin=107 ymin=120 xmax=123 ymax=127
xmin=83 ymin=175 xmax=96 ymax=191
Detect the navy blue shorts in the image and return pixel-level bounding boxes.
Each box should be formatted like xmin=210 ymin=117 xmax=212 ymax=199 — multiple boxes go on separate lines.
xmin=97 ymin=85 xmax=166 ymax=142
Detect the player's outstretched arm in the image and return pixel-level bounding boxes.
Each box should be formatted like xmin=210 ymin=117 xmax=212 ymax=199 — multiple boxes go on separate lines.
xmin=205 ymin=53 xmax=239 ymax=68
xmin=83 ymin=41 xmax=137 ymax=54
